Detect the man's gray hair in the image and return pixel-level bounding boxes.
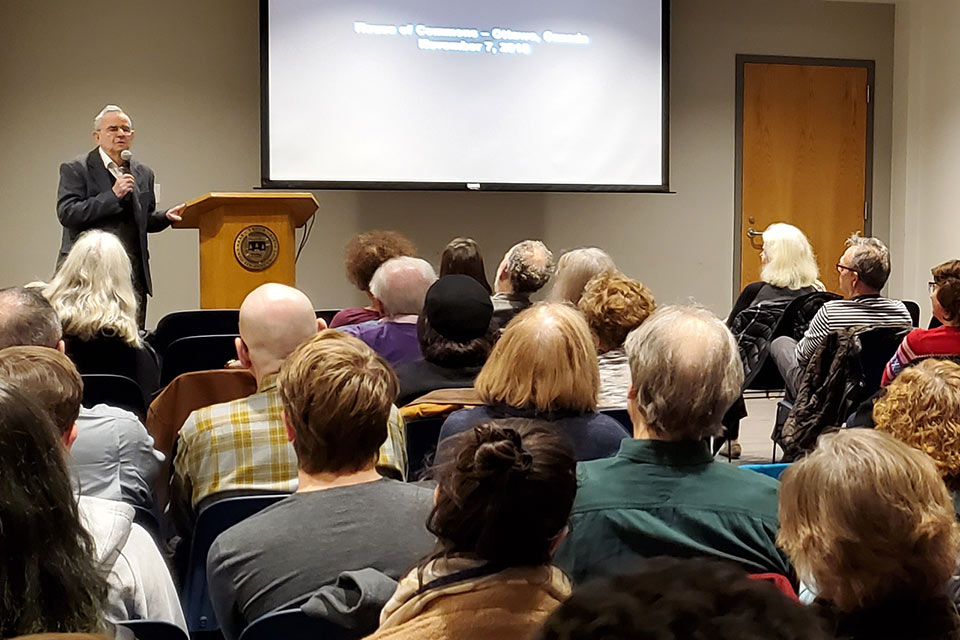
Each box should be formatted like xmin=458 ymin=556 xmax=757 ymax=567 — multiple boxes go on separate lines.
xmin=0 ymin=287 xmax=62 ymax=350
xmin=624 ymin=305 xmax=743 ymax=440
xmin=845 ymin=233 xmax=891 ymax=291
xmin=369 ymin=256 xmax=437 ymax=317
xmin=93 ymin=104 xmax=129 ymax=130
xmin=505 ymin=240 xmax=555 ymax=294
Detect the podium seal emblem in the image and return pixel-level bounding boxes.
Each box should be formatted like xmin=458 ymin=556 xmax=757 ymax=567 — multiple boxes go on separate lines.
xmin=234 ymin=226 xmax=279 ymax=271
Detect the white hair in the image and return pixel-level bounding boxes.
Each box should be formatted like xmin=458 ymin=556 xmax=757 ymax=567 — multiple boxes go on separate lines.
xmin=625 ymin=305 xmax=743 ymax=439
xmin=43 ymin=231 xmax=140 ymax=346
xmin=93 ymin=105 xmax=129 ymax=130
xmin=549 ymin=247 xmax=616 ymax=304
xmin=369 ymin=256 xmax=437 ymax=317
xmin=759 ymin=223 xmax=819 ymax=289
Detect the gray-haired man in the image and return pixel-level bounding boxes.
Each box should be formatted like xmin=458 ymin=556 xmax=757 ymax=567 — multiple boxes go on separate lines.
xmin=491 ymin=240 xmax=555 ymax=331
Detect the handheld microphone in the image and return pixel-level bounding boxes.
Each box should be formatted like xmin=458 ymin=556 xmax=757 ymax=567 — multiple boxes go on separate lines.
xmin=120 ymin=150 xmax=133 ymax=175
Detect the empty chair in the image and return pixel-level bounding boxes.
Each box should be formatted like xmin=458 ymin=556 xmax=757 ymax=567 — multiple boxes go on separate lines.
xmin=159 ymin=335 xmax=239 ymax=387
xmin=181 ymin=494 xmax=288 ymax=633
xmin=81 ymin=374 xmax=146 ymax=421
xmin=150 ymin=310 xmax=240 ymax=356
xmin=902 ymin=300 xmax=921 ymax=327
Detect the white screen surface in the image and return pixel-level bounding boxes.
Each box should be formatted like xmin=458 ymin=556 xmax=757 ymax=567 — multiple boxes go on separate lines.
xmin=264 ymin=0 xmax=666 ymax=189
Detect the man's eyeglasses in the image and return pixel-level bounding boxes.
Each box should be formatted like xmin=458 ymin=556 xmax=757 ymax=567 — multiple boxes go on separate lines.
xmin=929 ymin=281 xmax=938 ymax=293
xmin=836 ymin=263 xmax=858 ymax=275
xmin=102 ymin=125 xmax=132 ymax=134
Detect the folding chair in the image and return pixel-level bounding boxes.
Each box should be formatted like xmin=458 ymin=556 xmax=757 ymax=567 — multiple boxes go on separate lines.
xmin=81 ymin=373 xmax=147 ymax=421
xmin=160 ymin=335 xmax=240 ymax=386
xmin=150 ymin=309 xmax=240 ymax=356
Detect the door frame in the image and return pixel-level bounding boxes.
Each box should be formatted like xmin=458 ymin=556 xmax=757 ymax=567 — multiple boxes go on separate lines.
xmin=732 ymin=54 xmax=876 ymax=300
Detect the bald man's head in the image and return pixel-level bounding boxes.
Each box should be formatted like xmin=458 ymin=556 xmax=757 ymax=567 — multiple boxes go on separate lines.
xmin=237 ymin=284 xmax=320 ymax=380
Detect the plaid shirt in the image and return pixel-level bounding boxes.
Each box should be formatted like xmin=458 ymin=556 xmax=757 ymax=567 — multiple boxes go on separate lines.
xmin=173 ymin=374 xmax=407 ymax=509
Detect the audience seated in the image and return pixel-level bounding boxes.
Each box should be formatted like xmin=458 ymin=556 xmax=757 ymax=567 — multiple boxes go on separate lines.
xmin=537 ymin=557 xmax=829 ymax=640
xmin=341 ymin=256 xmax=437 ymax=367
xmin=554 ymin=305 xmax=790 ymax=583
xmin=395 ymin=275 xmax=495 ymax=406
xmin=874 ymin=358 xmax=960 ymax=515
xmin=0 ymin=382 xmax=111 ymax=637
xmin=42 ymin=230 xmax=160 ymax=400
xmin=883 ymin=259 xmax=960 ymax=385
xmin=771 ymin=233 xmax=912 ymax=400
xmin=548 ymin=247 xmax=616 ymax=305
xmin=491 ymin=240 xmax=554 ymax=331
xmin=0 ymin=349 xmax=185 ymax=629
xmin=367 ymin=419 xmax=576 ymax=640
xmin=438 ymin=303 xmax=628 ymax=461
xmin=439 ymin=237 xmax=492 ymax=294
xmin=577 ymin=271 xmax=656 ymax=408
xmin=0 ymin=295 xmax=162 ymax=508
xmin=208 ymin=330 xmax=434 ymax=640
xmin=330 ymin=230 xmax=417 ymax=328
xmin=778 ymin=429 xmax=960 ymax=640
xmin=172 ymin=283 xmax=407 ymax=532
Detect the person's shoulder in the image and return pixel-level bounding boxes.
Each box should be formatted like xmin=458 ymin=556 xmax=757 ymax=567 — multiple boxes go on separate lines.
xmin=182 ymin=394 xmax=254 ymax=435
xmin=61 ymin=150 xmax=94 ymax=168
xmin=86 ymin=403 xmax=141 ymax=422
xmin=582 ymin=411 xmax=631 ymax=435
xmin=708 ymin=462 xmax=782 ymax=501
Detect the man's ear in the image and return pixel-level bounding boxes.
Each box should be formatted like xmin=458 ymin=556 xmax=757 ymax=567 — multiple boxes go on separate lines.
xmin=92 ymin=129 xmax=100 ymax=145
xmin=62 ymin=422 xmax=79 ymax=451
xmin=235 ymin=337 xmax=253 ymax=368
xmin=317 ymin=317 xmax=327 ymax=331
xmin=282 ymin=409 xmax=295 ymax=443
xmin=56 ymin=340 xmax=66 ymax=354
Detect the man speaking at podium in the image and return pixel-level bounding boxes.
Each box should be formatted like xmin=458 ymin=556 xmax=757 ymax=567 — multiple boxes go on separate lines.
xmin=56 ymin=105 xmax=185 ymax=326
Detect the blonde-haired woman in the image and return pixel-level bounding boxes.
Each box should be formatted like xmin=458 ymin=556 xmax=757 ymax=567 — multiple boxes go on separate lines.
xmin=437 ymin=303 xmax=628 ymax=461
xmin=779 ymin=429 xmax=960 ymax=639
xmin=548 ymin=248 xmax=616 ymax=306
xmin=875 ymin=358 xmax=960 ymax=514
xmin=724 ymin=223 xmax=821 ymax=457
xmin=43 ymin=230 xmax=159 ymax=398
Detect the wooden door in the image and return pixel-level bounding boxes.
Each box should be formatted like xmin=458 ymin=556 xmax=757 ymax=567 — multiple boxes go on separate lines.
xmin=738 ymin=60 xmax=871 ymax=293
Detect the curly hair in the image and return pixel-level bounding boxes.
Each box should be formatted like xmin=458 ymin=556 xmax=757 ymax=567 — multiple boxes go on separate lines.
xmin=43 ymin=230 xmax=140 ymax=346
xmin=578 ymin=271 xmax=656 ymax=351
xmin=538 ymin=557 xmax=829 ymax=640
xmin=778 ymin=429 xmax=960 ymax=612
xmin=874 ymin=358 xmax=960 ymax=490
xmin=932 ymin=259 xmax=960 ymax=323
xmin=418 ymin=313 xmax=494 ymax=369
xmin=503 ymin=240 xmax=554 ymax=294
xmin=343 ymin=230 xmax=417 ymax=292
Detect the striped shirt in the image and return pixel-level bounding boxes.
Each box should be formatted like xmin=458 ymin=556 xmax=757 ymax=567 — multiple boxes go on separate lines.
xmin=173 ymin=374 xmax=408 ymax=507
xmin=882 ymin=325 xmax=960 ymax=385
xmin=796 ymin=295 xmax=912 ymax=366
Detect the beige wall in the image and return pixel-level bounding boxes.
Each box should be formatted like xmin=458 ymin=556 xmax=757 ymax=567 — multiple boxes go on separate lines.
xmin=0 ymin=0 xmax=894 ymax=326
xmin=888 ymin=0 xmax=960 ymax=326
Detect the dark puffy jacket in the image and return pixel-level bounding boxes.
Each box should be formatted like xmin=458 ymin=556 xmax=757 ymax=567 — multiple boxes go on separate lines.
xmin=730 ymin=300 xmax=791 ymax=387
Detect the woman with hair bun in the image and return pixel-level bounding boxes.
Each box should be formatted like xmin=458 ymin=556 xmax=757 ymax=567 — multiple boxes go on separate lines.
xmin=367 ymin=419 xmax=577 ymax=640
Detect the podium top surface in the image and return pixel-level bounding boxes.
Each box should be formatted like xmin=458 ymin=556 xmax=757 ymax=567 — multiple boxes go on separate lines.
xmin=175 ymin=192 xmax=318 ymax=228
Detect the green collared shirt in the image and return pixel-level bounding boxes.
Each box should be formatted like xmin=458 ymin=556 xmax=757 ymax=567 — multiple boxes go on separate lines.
xmin=555 ymin=439 xmax=791 ymax=583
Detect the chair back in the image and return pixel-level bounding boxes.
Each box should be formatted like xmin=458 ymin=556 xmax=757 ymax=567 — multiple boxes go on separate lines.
xmin=316 ymin=309 xmax=341 ymax=326
xmin=240 ymin=609 xmax=358 ymax=640
xmin=405 ymin=416 xmax=446 ymax=481
xmin=160 ymin=335 xmax=240 ymax=387
xmin=856 ymin=325 xmax=912 ymax=398
xmin=81 ymin=374 xmax=147 ymax=421
xmin=740 ymin=463 xmax=790 ymax=480
xmin=150 ymin=310 xmax=240 ymax=356
xmin=902 ymin=300 xmax=921 ymax=327
xmin=117 ymin=620 xmax=189 ymax=640
xmin=182 ymin=494 xmax=287 ymax=632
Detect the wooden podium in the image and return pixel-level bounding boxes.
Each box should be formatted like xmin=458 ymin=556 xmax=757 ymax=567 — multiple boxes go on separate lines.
xmin=175 ymin=192 xmax=317 ymax=308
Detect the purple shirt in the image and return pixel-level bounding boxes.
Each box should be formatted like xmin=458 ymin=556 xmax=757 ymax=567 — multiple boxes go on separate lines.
xmin=340 ymin=320 xmax=422 ymax=367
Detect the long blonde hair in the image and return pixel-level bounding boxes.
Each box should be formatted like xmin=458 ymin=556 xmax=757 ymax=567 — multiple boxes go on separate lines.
xmin=43 ymin=231 xmax=140 ymax=346
xmin=759 ymin=223 xmax=819 ymax=289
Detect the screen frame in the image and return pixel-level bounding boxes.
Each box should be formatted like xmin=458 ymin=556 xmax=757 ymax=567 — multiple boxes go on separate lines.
xmin=259 ymin=0 xmax=670 ymax=192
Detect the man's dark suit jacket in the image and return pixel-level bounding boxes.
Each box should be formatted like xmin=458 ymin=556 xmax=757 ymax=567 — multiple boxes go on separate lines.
xmin=56 ymin=148 xmax=171 ymax=295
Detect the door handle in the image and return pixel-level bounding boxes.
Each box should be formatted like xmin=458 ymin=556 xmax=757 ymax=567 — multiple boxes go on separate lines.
xmin=746 ymin=227 xmax=763 ymax=250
